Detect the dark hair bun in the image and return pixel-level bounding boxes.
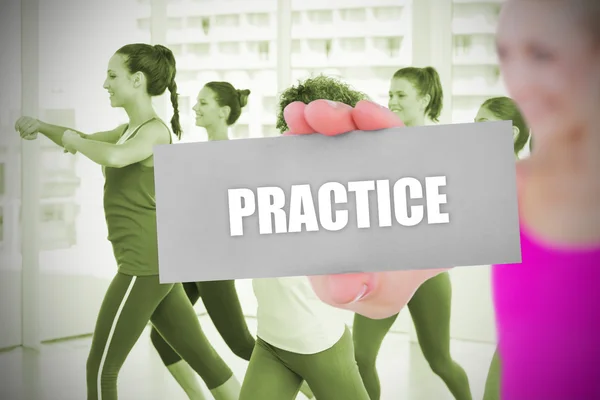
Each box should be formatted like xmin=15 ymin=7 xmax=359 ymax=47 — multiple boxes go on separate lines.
xmin=237 ymin=89 xmax=251 ymax=108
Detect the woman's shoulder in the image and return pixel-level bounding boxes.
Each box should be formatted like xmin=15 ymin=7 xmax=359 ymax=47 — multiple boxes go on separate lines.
xmin=134 ymin=118 xmax=172 ymax=143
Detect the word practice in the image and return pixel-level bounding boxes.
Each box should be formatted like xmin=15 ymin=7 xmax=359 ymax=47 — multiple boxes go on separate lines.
xmin=227 ymin=176 xmax=449 ymax=236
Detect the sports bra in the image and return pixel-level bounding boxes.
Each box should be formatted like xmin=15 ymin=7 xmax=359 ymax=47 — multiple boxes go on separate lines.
xmin=492 ymin=223 xmax=600 ymax=399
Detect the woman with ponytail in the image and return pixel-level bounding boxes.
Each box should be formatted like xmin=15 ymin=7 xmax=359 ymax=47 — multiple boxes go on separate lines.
xmin=351 ymin=67 xmax=473 ymax=400
xmin=15 ymin=43 xmax=241 ymax=400
xmin=473 ymin=96 xmax=529 ymax=400
xmin=149 ymin=81 xmax=258 ymax=399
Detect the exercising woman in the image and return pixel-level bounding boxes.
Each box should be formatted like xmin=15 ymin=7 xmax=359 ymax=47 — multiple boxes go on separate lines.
xmin=238 ymin=76 xmax=373 ymax=400
xmin=149 ymin=81 xmax=255 ymax=399
xmin=348 ymin=67 xmax=472 ymax=400
xmin=15 ymin=43 xmax=240 ymax=400
xmin=492 ymin=0 xmax=600 ymax=397
xmin=474 ymin=96 xmax=530 ymax=400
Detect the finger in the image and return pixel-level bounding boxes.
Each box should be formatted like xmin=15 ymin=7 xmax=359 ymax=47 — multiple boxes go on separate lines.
xmin=283 ymin=101 xmax=316 ymax=135
xmin=304 ymin=100 xmax=357 ymax=136
xmin=21 ymin=133 xmax=37 ymax=141
xmin=22 ymin=126 xmax=37 ymax=138
xmin=20 ymin=128 xmax=33 ymax=138
xmin=23 ymin=120 xmax=37 ymax=136
xmin=351 ymin=100 xmax=405 ymax=131
xmin=15 ymin=117 xmax=29 ymax=131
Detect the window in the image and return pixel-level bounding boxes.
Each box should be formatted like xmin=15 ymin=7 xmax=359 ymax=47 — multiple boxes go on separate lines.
xmin=306 ymin=10 xmax=333 ymax=24
xmin=453 ymin=35 xmax=473 ymax=56
xmin=188 ymin=17 xmax=211 ymax=33
xmin=246 ymin=13 xmax=269 ymax=27
xmin=168 ymin=18 xmax=183 ymax=30
xmin=42 ymin=203 xmax=63 ymax=223
xmin=218 ymin=42 xmax=240 ymax=55
xmin=188 ymin=43 xmax=210 ymax=58
xmin=452 ymin=3 xmax=500 ymax=33
xmin=307 ymin=39 xmax=332 ymax=57
xmin=372 ymin=37 xmax=402 ymax=57
xmin=248 ymin=41 xmax=270 ymax=60
xmin=40 ymin=149 xmax=80 ymax=199
xmin=40 ymin=202 xmax=78 ymax=250
xmin=372 ymin=7 xmax=403 ymax=22
xmin=292 ymin=12 xmax=302 ymax=25
xmin=386 ymin=37 xmax=401 ymax=57
xmin=215 ymin=15 xmax=240 ymax=28
xmin=258 ymin=41 xmax=269 ymax=60
xmin=339 ymin=38 xmax=365 ymax=53
xmin=339 ymin=8 xmax=366 ymax=22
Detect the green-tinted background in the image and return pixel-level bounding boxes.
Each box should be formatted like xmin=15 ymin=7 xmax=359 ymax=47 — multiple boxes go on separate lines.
xmin=0 ymin=0 xmax=521 ymax=398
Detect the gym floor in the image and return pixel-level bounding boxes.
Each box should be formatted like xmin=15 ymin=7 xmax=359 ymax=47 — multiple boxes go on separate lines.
xmin=0 ymin=315 xmax=495 ymax=400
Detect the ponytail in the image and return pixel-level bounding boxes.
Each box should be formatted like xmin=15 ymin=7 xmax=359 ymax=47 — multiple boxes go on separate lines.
xmin=168 ymin=79 xmax=182 ymax=139
xmin=422 ymin=67 xmax=443 ymax=122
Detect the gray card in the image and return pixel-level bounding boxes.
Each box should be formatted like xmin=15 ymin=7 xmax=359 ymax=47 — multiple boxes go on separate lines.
xmin=153 ymin=121 xmax=521 ymax=283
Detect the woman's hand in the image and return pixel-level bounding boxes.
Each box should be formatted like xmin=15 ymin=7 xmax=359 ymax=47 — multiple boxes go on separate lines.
xmin=283 ymin=99 xmax=449 ymax=319
xmin=62 ymin=129 xmax=79 ymax=154
xmin=14 ymin=116 xmax=40 ymax=140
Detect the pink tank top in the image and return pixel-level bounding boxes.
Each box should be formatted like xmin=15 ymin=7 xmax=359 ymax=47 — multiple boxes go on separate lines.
xmin=492 ymin=224 xmax=600 ymax=399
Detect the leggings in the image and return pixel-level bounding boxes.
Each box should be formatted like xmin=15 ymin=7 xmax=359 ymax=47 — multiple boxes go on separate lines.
xmin=239 ymin=326 xmax=370 ymax=400
xmin=483 ymin=348 xmax=500 ymax=400
xmin=151 ymin=280 xmax=255 ymax=365
xmin=353 ymin=272 xmax=472 ymax=400
xmin=86 ymin=272 xmax=233 ymax=400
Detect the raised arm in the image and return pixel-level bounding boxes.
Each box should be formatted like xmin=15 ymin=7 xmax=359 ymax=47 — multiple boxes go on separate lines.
xmin=62 ymin=119 xmax=171 ymax=168
xmin=38 ymin=121 xmax=128 ymax=147
xmin=15 ymin=116 xmax=127 ymax=148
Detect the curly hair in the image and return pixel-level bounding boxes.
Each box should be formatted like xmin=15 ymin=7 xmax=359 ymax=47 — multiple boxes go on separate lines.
xmin=276 ymin=74 xmax=369 ymax=133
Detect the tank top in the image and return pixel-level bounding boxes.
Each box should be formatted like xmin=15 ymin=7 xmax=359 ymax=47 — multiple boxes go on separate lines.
xmin=103 ymin=117 xmax=172 ymax=276
xmin=492 ymin=224 xmax=600 ymax=399
xmin=253 ymin=276 xmax=347 ymax=354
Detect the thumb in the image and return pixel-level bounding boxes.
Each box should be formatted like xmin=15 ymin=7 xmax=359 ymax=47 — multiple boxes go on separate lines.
xmin=315 ymin=273 xmax=377 ymax=305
